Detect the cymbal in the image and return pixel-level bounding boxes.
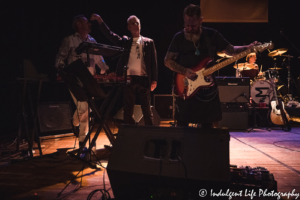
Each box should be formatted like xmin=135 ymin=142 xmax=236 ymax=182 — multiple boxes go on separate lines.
xmin=268 ymin=48 xmax=288 ymax=57
xmin=233 ymin=63 xmax=257 ymax=69
xmin=269 ymin=68 xmax=282 ymax=70
xmin=217 ymin=52 xmax=232 ymax=58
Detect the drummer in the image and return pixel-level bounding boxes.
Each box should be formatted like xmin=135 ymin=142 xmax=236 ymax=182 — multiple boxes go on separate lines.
xmin=235 ymin=53 xmax=262 ymax=78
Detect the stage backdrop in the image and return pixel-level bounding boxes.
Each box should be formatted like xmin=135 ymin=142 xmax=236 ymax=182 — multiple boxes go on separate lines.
xmin=201 ymin=0 xmax=268 ymax=23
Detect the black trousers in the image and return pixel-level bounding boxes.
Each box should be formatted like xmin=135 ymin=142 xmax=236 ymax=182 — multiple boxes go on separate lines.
xmin=123 ymin=76 xmax=153 ymax=125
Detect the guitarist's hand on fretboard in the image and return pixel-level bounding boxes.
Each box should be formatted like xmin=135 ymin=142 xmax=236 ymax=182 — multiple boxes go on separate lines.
xmin=185 ymin=69 xmax=197 ymax=81
xmin=249 ymin=41 xmax=261 ymax=49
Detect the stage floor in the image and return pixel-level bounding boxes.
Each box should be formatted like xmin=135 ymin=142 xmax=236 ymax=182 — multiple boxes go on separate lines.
xmin=0 ymin=122 xmax=300 ymax=200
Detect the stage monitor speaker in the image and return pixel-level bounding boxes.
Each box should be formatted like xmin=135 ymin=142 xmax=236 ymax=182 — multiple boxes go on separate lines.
xmin=107 ymin=125 xmax=230 ymax=199
xmin=216 ymin=77 xmax=250 ymax=103
xmin=37 ymin=102 xmax=73 ymax=136
xmin=114 ymin=105 xmax=161 ymax=126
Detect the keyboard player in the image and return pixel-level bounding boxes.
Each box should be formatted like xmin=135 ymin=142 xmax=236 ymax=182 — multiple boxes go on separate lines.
xmin=55 ymin=15 xmax=110 ymax=148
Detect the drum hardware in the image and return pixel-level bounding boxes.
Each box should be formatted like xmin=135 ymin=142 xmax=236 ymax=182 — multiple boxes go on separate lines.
xmin=281 ymin=54 xmax=295 ymax=100
xmin=280 ymin=29 xmax=300 ymax=99
xmin=268 ymin=48 xmax=288 ymax=57
xmin=268 ymin=67 xmax=282 ymax=70
xmin=268 ymin=54 xmax=282 ymax=82
xmin=247 ymin=89 xmax=271 ymax=132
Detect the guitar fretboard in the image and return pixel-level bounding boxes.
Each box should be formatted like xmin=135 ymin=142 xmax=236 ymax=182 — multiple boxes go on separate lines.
xmin=202 ymin=42 xmax=273 ymax=76
xmin=202 ymin=48 xmax=253 ymax=76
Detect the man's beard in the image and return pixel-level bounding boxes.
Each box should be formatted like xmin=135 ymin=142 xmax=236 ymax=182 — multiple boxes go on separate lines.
xmin=184 ymin=28 xmax=201 ymax=43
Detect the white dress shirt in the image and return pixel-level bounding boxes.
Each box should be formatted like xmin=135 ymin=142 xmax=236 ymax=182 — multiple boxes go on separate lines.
xmin=55 ymin=32 xmax=109 ymax=75
xmin=127 ymin=36 xmax=147 ymax=76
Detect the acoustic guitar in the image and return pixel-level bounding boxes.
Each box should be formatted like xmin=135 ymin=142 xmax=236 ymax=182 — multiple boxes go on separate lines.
xmin=269 ymin=78 xmax=291 ymax=131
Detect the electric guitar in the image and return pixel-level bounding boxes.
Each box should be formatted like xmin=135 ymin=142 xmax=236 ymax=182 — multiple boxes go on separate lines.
xmin=269 ymin=78 xmax=291 ymax=130
xmin=175 ymin=42 xmax=274 ymax=99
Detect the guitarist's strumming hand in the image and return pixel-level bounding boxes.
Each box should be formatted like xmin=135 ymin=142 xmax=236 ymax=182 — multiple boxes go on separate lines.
xmin=185 ymin=69 xmax=197 ymax=81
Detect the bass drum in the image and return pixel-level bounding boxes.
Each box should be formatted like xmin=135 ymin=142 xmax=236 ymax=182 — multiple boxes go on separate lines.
xmin=251 ymin=80 xmax=274 ymax=104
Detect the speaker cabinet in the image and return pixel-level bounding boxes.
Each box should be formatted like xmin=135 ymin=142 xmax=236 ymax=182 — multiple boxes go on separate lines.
xmin=216 ymin=77 xmax=250 ymax=103
xmin=219 ymin=104 xmax=248 ymax=130
xmin=107 ymin=125 xmax=230 ymax=199
xmin=218 ymin=85 xmax=250 ymax=103
xmin=154 ymin=94 xmax=174 ymax=120
xmin=37 ymin=102 xmax=72 ymax=136
xmin=114 ymin=105 xmax=161 ymax=126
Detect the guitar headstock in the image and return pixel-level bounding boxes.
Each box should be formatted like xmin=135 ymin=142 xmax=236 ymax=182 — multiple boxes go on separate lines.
xmin=253 ymin=42 xmax=274 ymax=53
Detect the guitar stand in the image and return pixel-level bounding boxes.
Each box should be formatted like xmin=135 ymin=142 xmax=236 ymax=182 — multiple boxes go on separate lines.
xmin=16 ymin=78 xmax=44 ymax=158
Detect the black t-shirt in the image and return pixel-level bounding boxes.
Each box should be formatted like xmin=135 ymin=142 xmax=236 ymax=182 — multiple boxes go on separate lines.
xmin=167 ymin=26 xmax=231 ymax=68
xmin=167 ymin=27 xmax=231 ymax=124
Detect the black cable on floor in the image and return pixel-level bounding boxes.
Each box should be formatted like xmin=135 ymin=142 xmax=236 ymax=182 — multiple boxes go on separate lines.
xmin=273 ymin=140 xmax=300 ymax=152
xmin=57 ymin=161 xmax=87 ymax=198
xmin=231 ymin=135 xmax=300 ymax=175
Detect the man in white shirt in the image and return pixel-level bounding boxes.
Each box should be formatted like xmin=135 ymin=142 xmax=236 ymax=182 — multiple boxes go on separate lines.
xmin=91 ymin=14 xmax=158 ymax=125
xmin=55 ymin=15 xmax=109 ymax=146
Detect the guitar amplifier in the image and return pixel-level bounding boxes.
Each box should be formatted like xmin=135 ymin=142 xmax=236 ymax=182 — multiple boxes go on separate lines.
xmin=216 ymin=77 xmax=250 ymax=103
xmin=219 ymin=103 xmax=249 ymax=130
xmin=37 ymin=102 xmax=73 ymax=136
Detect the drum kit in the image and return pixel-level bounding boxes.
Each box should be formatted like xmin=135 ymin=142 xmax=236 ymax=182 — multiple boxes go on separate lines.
xmin=218 ymin=48 xmax=291 ymax=105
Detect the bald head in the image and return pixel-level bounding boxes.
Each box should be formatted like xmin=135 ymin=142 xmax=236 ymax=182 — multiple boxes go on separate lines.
xmin=127 ymin=15 xmax=140 ymax=24
xmin=127 ymin=15 xmax=141 ymax=37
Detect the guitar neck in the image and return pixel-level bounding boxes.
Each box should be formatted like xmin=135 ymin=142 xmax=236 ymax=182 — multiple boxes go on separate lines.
xmin=272 ymin=80 xmax=279 ymax=103
xmin=202 ymin=48 xmax=253 ymax=76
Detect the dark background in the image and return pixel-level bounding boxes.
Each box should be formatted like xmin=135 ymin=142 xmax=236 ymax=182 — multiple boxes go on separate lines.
xmin=1 ymin=0 xmax=300 ymax=134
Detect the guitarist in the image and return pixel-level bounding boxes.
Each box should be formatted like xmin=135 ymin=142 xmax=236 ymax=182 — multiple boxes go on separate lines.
xmin=164 ymin=4 xmax=259 ymax=128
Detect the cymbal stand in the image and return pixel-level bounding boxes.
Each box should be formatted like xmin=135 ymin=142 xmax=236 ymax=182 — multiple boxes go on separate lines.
xmin=280 ymin=30 xmax=300 ymax=100
xmin=282 ymin=55 xmax=295 ymax=100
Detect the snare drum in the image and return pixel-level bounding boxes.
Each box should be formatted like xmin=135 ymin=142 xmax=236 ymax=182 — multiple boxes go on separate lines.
xmin=240 ymin=69 xmax=258 ymax=80
xmin=251 ymin=80 xmax=274 ymax=104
